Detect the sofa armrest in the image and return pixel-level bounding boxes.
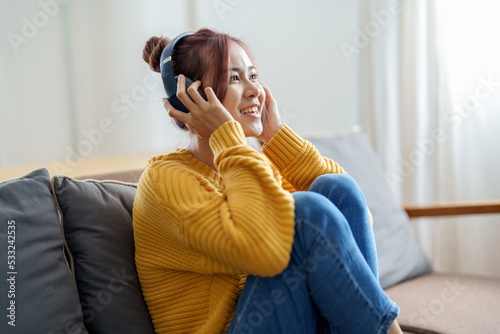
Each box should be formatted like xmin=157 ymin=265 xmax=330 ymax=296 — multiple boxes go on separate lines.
xmin=403 ymin=200 xmax=500 ymax=218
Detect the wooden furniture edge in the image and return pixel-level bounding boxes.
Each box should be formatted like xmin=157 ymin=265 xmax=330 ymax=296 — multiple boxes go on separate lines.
xmin=403 ymin=200 xmax=500 ymax=218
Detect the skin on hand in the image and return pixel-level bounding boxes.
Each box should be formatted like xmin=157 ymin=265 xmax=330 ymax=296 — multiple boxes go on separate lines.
xmin=257 ymin=81 xmax=282 ymax=143
xmin=164 ymin=74 xmax=234 ymax=142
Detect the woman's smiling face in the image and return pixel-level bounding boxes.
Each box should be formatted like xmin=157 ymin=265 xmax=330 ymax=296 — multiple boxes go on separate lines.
xmin=221 ymin=43 xmax=265 ymax=138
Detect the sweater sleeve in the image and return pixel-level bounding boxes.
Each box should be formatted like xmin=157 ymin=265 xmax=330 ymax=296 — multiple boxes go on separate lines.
xmin=262 ymin=124 xmax=348 ymax=191
xmin=147 ymin=121 xmax=296 ymax=277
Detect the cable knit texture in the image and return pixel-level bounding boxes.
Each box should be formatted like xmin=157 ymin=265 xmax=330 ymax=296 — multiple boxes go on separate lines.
xmin=133 ymin=121 xmax=348 ymax=333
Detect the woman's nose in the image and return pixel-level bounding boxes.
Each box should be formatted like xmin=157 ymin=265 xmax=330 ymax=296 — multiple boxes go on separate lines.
xmin=244 ymin=80 xmax=260 ymax=98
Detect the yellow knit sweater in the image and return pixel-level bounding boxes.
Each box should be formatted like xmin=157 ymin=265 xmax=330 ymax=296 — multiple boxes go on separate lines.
xmin=133 ymin=121 xmax=347 ymax=334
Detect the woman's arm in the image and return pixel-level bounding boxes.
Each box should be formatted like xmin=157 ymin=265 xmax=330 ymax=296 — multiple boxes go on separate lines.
xmin=262 ymin=125 xmax=347 ymax=191
xmin=138 ymin=121 xmax=295 ymax=277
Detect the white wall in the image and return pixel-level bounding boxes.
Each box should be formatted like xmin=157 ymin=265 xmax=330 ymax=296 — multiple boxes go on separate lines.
xmin=0 ymin=0 xmax=360 ymax=170
xmin=1 ymin=0 xmax=73 ymax=166
xmin=192 ymin=0 xmax=359 ymax=135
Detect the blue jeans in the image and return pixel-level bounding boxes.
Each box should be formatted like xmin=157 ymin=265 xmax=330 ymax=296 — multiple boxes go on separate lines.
xmin=228 ymin=174 xmax=399 ymax=334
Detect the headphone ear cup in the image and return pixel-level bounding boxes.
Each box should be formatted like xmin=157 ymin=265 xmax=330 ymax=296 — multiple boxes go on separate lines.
xmin=168 ymin=94 xmax=190 ymax=113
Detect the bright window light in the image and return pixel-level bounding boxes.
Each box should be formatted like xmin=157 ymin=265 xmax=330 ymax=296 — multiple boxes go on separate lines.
xmin=437 ymin=0 xmax=500 ymax=102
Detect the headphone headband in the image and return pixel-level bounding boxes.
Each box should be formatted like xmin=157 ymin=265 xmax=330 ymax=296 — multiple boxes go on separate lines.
xmin=159 ymin=31 xmax=194 ymax=112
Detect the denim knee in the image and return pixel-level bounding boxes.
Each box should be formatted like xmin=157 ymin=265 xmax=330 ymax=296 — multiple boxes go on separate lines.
xmin=293 ymin=191 xmax=332 ymax=220
xmin=292 ymin=191 xmax=348 ymax=235
xmin=309 ymin=174 xmax=367 ymax=211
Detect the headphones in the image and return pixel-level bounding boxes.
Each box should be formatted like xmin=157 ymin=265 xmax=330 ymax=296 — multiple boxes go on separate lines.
xmin=159 ymin=31 xmax=206 ymax=113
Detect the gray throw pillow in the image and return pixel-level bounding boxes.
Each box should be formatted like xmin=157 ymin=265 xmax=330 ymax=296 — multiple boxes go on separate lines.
xmin=51 ymin=176 xmax=155 ymax=334
xmin=0 ymin=168 xmax=87 ymax=333
xmin=304 ymin=129 xmax=432 ymax=288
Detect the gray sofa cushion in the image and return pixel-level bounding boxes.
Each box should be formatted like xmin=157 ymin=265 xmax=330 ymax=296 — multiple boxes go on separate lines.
xmin=51 ymin=176 xmax=155 ymax=334
xmin=304 ymin=128 xmax=432 ymax=288
xmin=0 ymin=168 xmax=87 ymax=333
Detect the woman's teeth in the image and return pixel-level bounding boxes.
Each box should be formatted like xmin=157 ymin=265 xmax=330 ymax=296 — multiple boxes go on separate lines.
xmin=240 ymin=106 xmax=259 ymax=114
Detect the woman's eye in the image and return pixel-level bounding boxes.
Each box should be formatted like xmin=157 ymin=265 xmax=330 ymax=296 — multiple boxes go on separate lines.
xmin=230 ymin=75 xmax=239 ymax=82
xmin=250 ymin=74 xmax=258 ymax=80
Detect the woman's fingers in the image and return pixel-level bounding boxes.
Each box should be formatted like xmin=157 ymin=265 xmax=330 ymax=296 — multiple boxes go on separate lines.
xmin=259 ymin=81 xmax=274 ymax=104
xmin=203 ymin=86 xmax=218 ymax=102
xmin=176 ymin=74 xmax=212 ymax=110
xmin=186 ymin=79 xmax=208 ymax=105
xmin=163 ymin=97 xmax=188 ymax=123
xmin=255 ymin=81 xmax=282 ymax=143
xmin=176 ymin=74 xmax=198 ymax=111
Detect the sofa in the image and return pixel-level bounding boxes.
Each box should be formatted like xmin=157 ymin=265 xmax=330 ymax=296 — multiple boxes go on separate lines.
xmin=1 ymin=127 xmax=499 ymax=334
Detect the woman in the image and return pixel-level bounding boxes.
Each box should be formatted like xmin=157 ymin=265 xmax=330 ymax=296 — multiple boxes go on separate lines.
xmin=134 ymin=28 xmax=402 ymax=334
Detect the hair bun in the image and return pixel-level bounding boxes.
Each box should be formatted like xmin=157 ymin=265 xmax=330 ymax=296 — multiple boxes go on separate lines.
xmin=143 ymin=36 xmax=170 ymax=73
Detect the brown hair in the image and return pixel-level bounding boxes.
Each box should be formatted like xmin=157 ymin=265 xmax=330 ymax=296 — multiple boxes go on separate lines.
xmin=142 ymin=28 xmax=252 ymax=130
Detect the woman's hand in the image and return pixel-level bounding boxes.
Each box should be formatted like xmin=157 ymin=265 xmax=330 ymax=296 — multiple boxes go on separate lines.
xmin=256 ymin=82 xmax=282 ymax=143
xmin=164 ymin=75 xmax=234 ymax=141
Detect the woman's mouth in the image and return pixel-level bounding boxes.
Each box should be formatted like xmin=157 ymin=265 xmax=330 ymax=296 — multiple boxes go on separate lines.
xmin=240 ymin=105 xmax=260 ymax=116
